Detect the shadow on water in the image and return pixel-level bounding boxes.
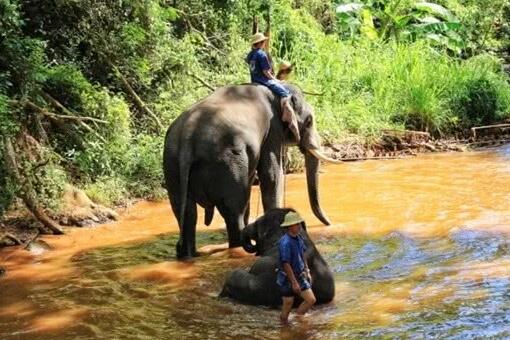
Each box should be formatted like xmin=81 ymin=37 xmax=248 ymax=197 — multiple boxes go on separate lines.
xmin=1 ymin=146 xmax=510 ymax=339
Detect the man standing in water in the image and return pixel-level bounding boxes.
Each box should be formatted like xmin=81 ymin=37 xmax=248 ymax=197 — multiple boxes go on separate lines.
xmin=246 ymin=32 xmax=300 ymax=141
xmin=277 ymin=211 xmax=316 ymax=324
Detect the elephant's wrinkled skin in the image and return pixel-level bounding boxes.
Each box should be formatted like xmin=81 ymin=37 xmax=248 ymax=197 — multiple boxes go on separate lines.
xmin=220 ymin=208 xmax=335 ymax=306
xmin=163 ymin=84 xmax=337 ymax=259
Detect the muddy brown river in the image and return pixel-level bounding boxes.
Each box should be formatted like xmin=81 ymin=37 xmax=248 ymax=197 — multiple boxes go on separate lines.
xmin=1 ymin=146 xmax=510 ymax=339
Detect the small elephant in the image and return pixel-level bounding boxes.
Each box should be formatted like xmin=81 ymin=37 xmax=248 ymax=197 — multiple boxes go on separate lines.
xmin=163 ymin=84 xmax=340 ymax=259
xmin=220 ymin=208 xmax=335 ymax=306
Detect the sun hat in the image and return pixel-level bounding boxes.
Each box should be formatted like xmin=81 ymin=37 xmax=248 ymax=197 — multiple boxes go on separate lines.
xmin=280 ymin=211 xmax=304 ymax=228
xmin=278 ymin=61 xmax=292 ymax=72
xmin=250 ymin=32 xmax=269 ymax=45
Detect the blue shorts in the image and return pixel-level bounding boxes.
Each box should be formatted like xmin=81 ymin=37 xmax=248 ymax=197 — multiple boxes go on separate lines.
xmin=263 ymin=80 xmax=291 ymax=98
xmin=278 ymin=273 xmax=311 ymax=297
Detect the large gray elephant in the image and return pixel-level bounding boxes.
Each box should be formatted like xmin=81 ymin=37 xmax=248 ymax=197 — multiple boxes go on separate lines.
xmin=220 ymin=208 xmax=335 ymax=306
xmin=163 ymin=84 xmax=339 ymax=259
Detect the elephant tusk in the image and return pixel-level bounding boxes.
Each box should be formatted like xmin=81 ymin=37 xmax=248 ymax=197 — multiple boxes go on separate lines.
xmin=308 ymin=148 xmax=344 ymax=164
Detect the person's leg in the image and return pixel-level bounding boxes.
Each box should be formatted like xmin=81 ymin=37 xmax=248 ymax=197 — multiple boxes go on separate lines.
xmin=265 ymin=81 xmax=300 ymax=141
xmin=280 ymin=96 xmax=300 ymax=141
xmin=296 ymin=288 xmax=316 ymax=315
xmin=280 ymin=296 xmax=294 ymax=323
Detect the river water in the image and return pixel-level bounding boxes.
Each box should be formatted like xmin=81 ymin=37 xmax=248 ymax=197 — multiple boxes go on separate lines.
xmin=1 ymin=146 xmax=510 ymax=339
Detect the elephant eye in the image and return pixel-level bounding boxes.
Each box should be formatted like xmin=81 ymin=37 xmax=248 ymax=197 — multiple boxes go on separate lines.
xmin=306 ymin=116 xmax=313 ymax=127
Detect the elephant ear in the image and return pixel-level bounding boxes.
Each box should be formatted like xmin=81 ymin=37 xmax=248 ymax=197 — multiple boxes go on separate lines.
xmin=289 ymin=89 xmax=304 ymax=113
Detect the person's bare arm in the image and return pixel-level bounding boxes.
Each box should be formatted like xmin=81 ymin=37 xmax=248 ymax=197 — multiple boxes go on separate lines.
xmin=283 ymin=262 xmax=300 ymax=294
xmin=263 ymin=69 xmax=278 ymax=81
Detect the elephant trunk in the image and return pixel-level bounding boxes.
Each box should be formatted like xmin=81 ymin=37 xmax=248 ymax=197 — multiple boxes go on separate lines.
xmin=241 ymin=224 xmax=258 ymax=253
xmin=305 ymin=151 xmax=331 ymax=225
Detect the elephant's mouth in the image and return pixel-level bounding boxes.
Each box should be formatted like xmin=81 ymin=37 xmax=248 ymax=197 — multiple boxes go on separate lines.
xmin=242 ymin=229 xmax=258 ymax=254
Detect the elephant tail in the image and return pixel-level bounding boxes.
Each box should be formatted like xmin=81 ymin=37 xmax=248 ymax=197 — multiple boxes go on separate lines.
xmin=178 ymin=149 xmax=192 ymax=229
xmin=204 ymin=206 xmax=214 ymax=226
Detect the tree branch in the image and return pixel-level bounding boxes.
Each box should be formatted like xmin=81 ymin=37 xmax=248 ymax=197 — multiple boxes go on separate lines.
xmin=8 ymin=99 xmax=108 ymax=124
xmin=105 ymin=59 xmax=164 ymax=132
xmin=186 ymin=72 xmax=215 ymax=91
xmin=3 ymin=233 xmax=23 ymax=245
xmin=40 ymin=92 xmax=108 ymax=124
xmin=13 ymin=99 xmax=108 ymax=143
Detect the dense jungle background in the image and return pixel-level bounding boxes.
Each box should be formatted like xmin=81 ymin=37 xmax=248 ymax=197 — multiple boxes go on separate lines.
xmin=1 ymin=0 xmax=510 ymax=231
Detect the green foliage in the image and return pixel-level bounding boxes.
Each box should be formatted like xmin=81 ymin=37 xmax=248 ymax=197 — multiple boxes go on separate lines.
xmin=334 ymin=0 xmax=510 ymax=55
xmin=448 ymin=55 xmax=510 ymax=128
xmin=0 ymin=95 xmax=16 ymax=217
xmin=0 ymin=94 xmax=17 ymax=136
xmin=44 ymin=65 xmax=97 ymax=112
xmin=458 ymin=78 xmax=499 ymax=125
xmin=124 ymin=134 xmax=165 ymax=199
xmin=335 ymin=1 xmax=464 ymax=54
xmin=0 ymin=145 xmax=15 ymax=217
xmin=84 ymin=177 xmax=129 ymax=207
xmin=443 ymin=0 xmax=509 ymax=55
xmin=30 ymin=161 xmax=67 ymax=213
xmin=73 ymin=93 xmax=131 ymax=179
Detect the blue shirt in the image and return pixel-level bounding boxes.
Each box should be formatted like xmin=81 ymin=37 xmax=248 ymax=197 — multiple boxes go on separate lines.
xmin=277 ymin=233 xmax=307 ymax=286
xmin=246 ymin=48 xmax=272 ymax=85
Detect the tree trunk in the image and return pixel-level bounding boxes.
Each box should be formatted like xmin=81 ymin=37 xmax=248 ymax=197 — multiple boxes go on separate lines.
xmin=2 ymin=136 xmax=64 ymax=235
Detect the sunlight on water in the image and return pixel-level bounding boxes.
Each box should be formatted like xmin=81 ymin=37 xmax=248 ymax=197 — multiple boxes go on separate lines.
xmin=1 ymin=147 xmax=510 ymax=339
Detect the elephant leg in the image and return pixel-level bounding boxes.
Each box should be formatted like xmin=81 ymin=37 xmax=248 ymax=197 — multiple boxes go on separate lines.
xmin=216 ymin=172 xmax=251 ymax=248
xmin=244 ymin=182 xmax=252 ymax=226
xmin=220 ymin=270 xmax=281 ymax=306
xmin=217 ymin=204 xmax=245 ymax=248
xmin=175 ymin=198 xmax=198 ymax=259
xmin=257 ymin=148 xmax=284 ymax=211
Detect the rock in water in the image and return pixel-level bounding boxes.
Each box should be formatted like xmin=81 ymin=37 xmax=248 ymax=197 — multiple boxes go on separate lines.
xmin=26 ymin=239 xmax=52 ymax=255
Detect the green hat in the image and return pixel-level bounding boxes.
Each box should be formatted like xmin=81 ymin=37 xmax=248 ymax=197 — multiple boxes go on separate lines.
xmin=280 ymin=211 xmax=304 ymax=228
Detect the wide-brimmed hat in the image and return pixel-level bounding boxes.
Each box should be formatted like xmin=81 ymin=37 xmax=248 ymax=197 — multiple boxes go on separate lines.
xmin=278 ymin=61 xmax=293 ymax=72
xmin=251 ymin=32 xmax=268 ymax=45
xmin=281 ymin=211 xmax=304 ymax=228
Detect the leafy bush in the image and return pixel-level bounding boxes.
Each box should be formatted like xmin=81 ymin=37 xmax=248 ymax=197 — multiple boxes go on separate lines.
xmin=0 ymin=147 xmax=16 ymax=217
xmin=84 ymin=177 xmax=129 ymax=207
xmin=448 ymin=55 xmax=510 ymax=128
xmin=31 ymin=162 xmax=67 ymax=213
xmin=125 ymin=134 xmax=165 ymax=199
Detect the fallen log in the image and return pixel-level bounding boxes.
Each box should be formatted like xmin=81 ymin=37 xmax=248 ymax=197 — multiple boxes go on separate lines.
xmin=471 ymin=123 xmax=510 ymax=139
xmin=2 ymin=233 xmax=23 ymax=245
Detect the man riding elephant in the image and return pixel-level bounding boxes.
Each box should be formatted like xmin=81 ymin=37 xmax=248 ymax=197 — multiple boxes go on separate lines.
xmin=220 ymin=208 xmax=335 ymax=307
xmin=246 ymin=32 xmax=300 ymax=141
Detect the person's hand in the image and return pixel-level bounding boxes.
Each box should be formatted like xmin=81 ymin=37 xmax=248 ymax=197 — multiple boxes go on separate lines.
xmin=306 ymin=270 xmax=312 ymax=285
xmin=292 ymin=281 xmax=300 ymax=294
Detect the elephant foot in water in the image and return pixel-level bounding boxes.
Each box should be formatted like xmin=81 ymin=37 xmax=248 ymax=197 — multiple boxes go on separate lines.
xmin=176 ymin=241 xmax=199 ymax=260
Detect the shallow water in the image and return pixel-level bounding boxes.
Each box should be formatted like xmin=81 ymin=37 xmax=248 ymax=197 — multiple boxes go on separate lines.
xmin=1 ymin=146 xmax=510 ymax=339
